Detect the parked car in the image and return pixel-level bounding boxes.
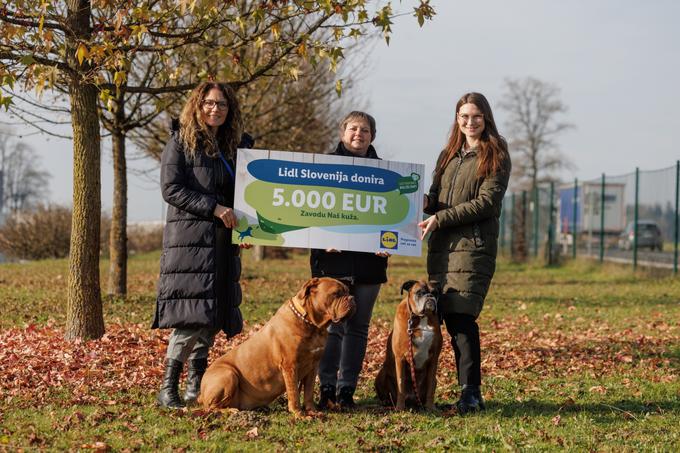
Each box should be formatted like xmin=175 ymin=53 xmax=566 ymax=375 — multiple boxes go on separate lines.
xmin=618 ymin=220 xmax=664 ymax=251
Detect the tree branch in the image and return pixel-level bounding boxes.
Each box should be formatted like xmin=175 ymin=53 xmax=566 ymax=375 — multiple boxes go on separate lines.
xmin=0 ymin=11 xmax=66 ymax=33
xmin=3 ymin=109 xmax=72 ymax=139
xmin=0 ymin=51 xmax=72 ymax=75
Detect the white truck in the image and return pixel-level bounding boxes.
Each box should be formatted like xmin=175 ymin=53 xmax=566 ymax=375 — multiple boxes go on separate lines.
xmin=558 ymin=182 xmax=626 ymax=249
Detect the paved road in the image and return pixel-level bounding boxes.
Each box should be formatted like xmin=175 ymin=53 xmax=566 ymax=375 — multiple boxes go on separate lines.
xmin=581 ymin=248 xmax=677 ymax=269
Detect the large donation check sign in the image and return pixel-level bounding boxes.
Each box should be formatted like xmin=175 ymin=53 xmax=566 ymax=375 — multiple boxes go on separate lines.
xmin=232 ymin=149 xmax=424 ymax=256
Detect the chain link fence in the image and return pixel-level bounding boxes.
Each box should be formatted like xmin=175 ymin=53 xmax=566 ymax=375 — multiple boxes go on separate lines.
xmin=500 ymin=161 xmax=680 ymax=273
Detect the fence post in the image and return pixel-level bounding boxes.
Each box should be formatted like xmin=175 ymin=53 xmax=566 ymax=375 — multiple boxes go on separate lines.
xmin=533 ymin=186 xmax=539 ymax=257
xmin=633 ymin=167 xmax=639 ymax=271
xmin=510 ymin=192 xmax=515 ymax=257
xmin=600 ymin=173 xmax=605 ymax=263
xmin=572 ymin=178 xmax=578 ymax=259
xmin=523 ymin=190 xmax=528 ymax=256
xmin=674 ymin=160 xmax=679 ymax=275
xmin=548 ymin=181 xmax=555 ymax=265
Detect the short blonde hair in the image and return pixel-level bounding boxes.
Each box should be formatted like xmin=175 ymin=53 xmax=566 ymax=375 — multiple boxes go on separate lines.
xmin=340 ymin=111 xmax=376 ymax=141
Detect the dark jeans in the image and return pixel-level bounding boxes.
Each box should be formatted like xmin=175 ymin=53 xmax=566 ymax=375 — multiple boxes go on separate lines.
xmin=443 ymin=313 xmax=481 ymax=385
xmin=318 ymin=283 xmax=381 ymax=389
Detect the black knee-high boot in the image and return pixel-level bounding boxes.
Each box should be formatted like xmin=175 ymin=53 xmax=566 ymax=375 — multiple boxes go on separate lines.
xmin=183 ymin=358 xmax=208 ymax=405
xmin=157 ymin=358 xmax=185 ymax=409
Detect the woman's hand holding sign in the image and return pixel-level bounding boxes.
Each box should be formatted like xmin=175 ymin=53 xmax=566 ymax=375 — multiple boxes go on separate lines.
xmin=214 ymin=204 xmax=237 ymax=228
xmin=418 ymin=215 xmax=438 ymax=240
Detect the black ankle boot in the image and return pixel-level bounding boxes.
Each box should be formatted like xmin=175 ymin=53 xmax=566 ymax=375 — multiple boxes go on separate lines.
xmin=318 ymin=384 xmax=337 ymax=410
xmin=157 ymin=358 xmax=185 ymax=409
xmin=183 ymin=358 xmax=208 ymax=405
xmin=456 ymin=384 xmax=485 ymax=415
xmin=337 ymin=386 xmax=356 ymax=409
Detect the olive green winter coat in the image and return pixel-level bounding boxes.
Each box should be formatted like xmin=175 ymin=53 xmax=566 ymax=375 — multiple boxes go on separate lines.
xmin=425 ymin=148 xmax=511 ymax=318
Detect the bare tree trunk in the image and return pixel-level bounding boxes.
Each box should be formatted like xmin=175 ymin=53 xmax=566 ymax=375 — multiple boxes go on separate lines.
xmin=65 ymin=79 xmax=104 ymax=340
xmin=252 ymin=245 xmax=264 ymax=262
xmin=65 ymin=0 xmax=104 ymax=340
xmin=108 ymin=94 xmax=127 ymax=297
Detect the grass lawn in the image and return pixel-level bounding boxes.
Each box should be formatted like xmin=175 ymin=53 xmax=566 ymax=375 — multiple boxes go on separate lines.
xmin=1 ymin=250 xmax=679 ymax=451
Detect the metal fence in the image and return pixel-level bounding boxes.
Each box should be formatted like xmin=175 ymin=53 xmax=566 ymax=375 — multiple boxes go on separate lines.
xmin=499 ymin=161 xmax=680 ymax=273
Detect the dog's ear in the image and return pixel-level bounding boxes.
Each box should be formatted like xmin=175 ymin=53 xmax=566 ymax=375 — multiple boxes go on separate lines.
xmin=401 ymin=280 xmax=418 ymax=295
xmin=296 ymin=277 xmax=320 ymax=301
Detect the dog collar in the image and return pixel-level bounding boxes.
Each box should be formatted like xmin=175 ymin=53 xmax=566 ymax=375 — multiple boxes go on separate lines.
xmin=407 ymin=314 xmax=425 ymax=334
xmin=289 ymin=299 xmax=315 ymax=327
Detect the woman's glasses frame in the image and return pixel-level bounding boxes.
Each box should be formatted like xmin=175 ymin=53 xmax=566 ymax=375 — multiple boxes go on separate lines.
xmin=202 ymin=99 xmax=229 ymax=111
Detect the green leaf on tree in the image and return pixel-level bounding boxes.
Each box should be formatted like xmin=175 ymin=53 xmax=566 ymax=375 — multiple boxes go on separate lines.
xmin=20 ymin=55 xmax=37 ymax=66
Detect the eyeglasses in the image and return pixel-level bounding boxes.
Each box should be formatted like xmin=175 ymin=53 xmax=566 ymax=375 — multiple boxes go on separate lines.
xmin=202 ymin=99 xmax=228 ymax=111
xmin=458 ymin=113 xmax=484 ymax=123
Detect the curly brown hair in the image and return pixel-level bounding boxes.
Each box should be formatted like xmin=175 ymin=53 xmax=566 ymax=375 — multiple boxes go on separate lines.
xmin=179 ymin=82 xmax=243 ymax=160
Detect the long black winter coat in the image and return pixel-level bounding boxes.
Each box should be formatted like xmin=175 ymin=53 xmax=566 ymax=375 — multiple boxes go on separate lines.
xmin=152 ymin=129 xmax=249 ymax=337
xmin=310 ymin=142 xmax=388 ymax=285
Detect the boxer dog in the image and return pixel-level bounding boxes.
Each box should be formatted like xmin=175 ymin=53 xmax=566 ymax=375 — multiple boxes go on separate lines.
xmin=375 ymin=280 xmax=442 ymax=410
xmin=199 ymin=277 xmax=355 ymax=417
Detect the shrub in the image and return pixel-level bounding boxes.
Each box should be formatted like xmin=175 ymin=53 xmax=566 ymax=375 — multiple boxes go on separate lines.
xmin=127 ymin=223 xmax=163 ymax=254
xmin=0 ymin=204 xmax=72 ymax=260
xmin=0 ymin=205 xmax=114 ymax=261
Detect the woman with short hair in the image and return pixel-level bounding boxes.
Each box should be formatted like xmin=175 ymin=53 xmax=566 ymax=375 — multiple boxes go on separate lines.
xmin=311 ymin=111 xmax=389 ymax=409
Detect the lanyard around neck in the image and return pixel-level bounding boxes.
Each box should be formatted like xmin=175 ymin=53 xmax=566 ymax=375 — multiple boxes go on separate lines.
xmin=218 ymin=152 xmax=235 ymax=180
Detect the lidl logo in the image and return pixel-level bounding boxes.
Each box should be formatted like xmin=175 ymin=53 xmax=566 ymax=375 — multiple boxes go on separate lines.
xmin=380 ymin=231 xmax=398 ymax=249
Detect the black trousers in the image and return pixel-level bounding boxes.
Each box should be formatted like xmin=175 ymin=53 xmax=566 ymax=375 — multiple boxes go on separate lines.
xmin=442 ymin=313 xmax=481 ymax=385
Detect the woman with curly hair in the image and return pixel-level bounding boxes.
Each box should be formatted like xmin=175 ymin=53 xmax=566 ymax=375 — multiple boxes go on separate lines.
xmin=153 ymin=81 xmax=252 ymax=408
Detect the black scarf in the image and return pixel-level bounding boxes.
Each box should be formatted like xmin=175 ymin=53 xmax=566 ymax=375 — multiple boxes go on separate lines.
xmin=333 ymin=142 xmax=380 ymax=160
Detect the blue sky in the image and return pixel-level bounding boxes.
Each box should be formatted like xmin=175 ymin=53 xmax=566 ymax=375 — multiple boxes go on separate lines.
xmin=7 ymin=0 xmax=680 ymax=221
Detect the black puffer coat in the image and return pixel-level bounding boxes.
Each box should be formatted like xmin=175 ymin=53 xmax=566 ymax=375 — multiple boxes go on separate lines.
xmin=152 ymin=129 xmax=250 ymax=337
xmin=310 ymin=142 xmax=388 ymax=285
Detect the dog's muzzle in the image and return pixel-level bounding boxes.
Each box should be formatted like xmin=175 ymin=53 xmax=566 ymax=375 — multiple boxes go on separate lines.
xmin=333 ymin=295 xmax=356 ymax=323
xmin=423 ymin=296 xmax=437 ymax=313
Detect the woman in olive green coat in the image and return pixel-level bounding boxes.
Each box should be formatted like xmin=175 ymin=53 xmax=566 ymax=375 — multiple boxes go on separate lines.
xmin=419 ymin=92 xmax=511 ymax=414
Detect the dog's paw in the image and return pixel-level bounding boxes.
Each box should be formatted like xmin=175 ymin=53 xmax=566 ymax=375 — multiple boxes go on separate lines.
xmin=316 ymin=400 xmax=341 ymax=412
xmin=291 ymin=410 xmax=310 ymax=421
xmin=304 ymin=409 xmax=324 ymax=418
xmin=220 ymin=407 xmax=241 ymax=415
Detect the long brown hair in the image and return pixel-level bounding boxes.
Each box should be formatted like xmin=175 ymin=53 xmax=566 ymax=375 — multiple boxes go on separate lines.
xmin=434 ymin=92 xmax=508 ymax=184
xmin=179 ymin=82 xmax=243 ymax=160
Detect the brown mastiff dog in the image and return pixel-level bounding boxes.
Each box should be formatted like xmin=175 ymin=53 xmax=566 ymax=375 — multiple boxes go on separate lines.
xmin=375 ymin=280 xmax=442 ymax=410
xmin=199 ymin=277 xmax=355 ymax=416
